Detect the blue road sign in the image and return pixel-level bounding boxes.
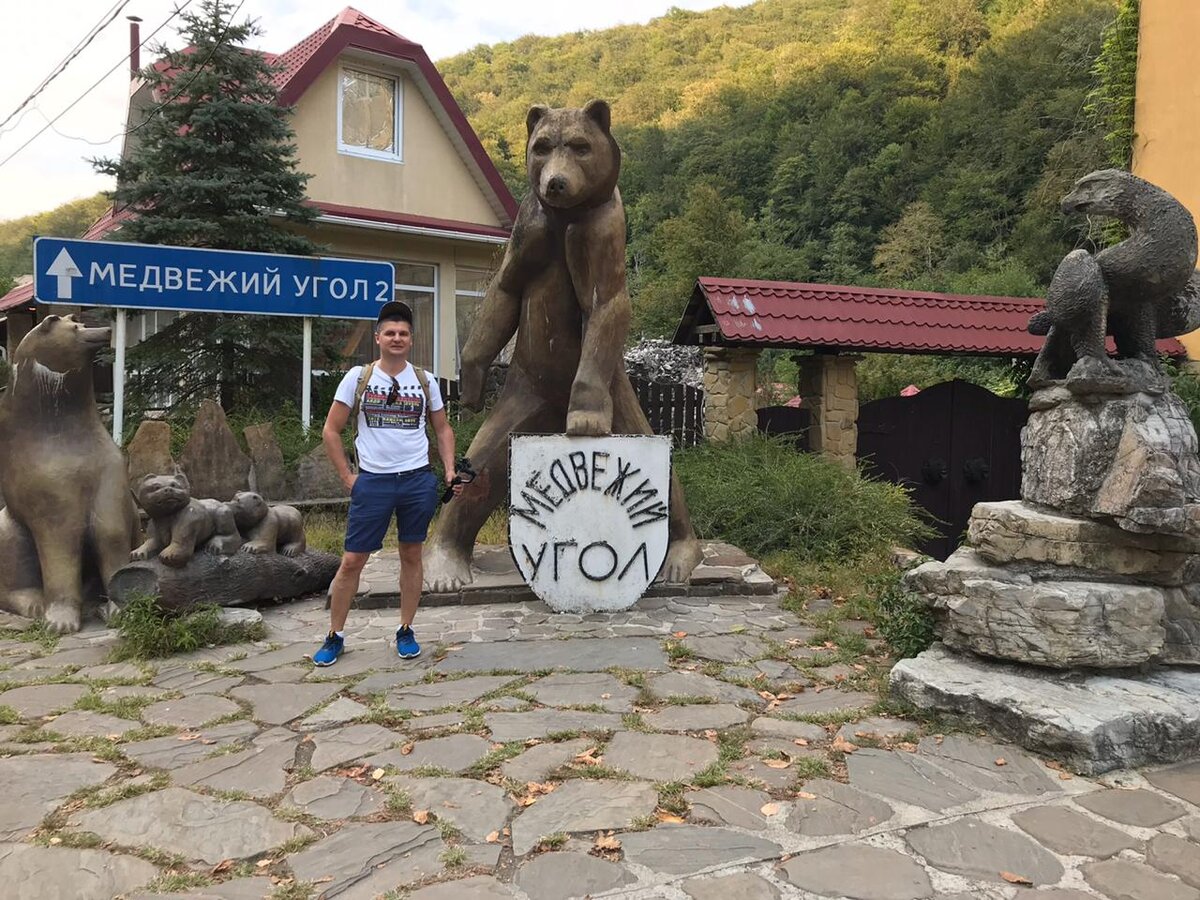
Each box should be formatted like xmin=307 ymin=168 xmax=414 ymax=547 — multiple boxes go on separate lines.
xmin=33 ymin=238 xmax=397 ymax=319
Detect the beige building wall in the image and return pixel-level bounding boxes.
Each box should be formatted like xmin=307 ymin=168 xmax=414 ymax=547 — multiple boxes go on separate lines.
xmin=1133 ymin=0 xmax=1200 ymax=357
xmin=291 ymin=61 xmax=504 ymax=229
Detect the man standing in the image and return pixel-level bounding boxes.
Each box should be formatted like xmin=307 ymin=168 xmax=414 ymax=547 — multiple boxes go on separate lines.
xmin=313 ymin=301 xmax=458 ymax=666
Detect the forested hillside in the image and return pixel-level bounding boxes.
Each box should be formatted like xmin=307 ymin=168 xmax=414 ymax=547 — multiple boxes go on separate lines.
xmin=0 ymin=193 xmax=108 ymax=294
xmin=442 ymin=0 xmax=1123 ymax=340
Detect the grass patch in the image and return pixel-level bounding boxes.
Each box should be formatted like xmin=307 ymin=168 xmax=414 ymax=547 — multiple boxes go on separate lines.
xmin=144 ymin=872 xmax=213 ymax=893
xmin=435 ymin=819 xmax=463 ymax=841
xmin=73 ymin=692 xmax=157 ymax=720
xmin=7 ymin=620 xmax=60 ymax=651
xmin=868 ymin=570 xmax=936 ymax=659
xmin=440 ymin=846 xmax=468 ymax=868
xmin=535 ymin=833 xmax=567 ymax=851
xmin=664 ymin=639 xmax=694 ymax=661
xmin=657 ymin=781 xmax=689 ymax=817
xmin=109 ymin=593 xmax=266 ymax=661
xmin=0 ymin=705 xmax=18 ymax=725
xmin=463 ymin=741 xmax=525 ymax=778
xmin=270 ymin=882 xmax=317 ymax=900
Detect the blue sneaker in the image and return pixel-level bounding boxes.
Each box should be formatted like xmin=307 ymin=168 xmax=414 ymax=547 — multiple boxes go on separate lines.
xmin=313 ymin=631 xmax=344 ymax=667
xmin=396 ymin=625 xmax=421 ymax=659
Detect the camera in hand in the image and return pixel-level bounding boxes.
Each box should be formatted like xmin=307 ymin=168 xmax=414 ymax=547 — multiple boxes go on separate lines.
xmin=441 ymin=457 xmax=477 ymax=503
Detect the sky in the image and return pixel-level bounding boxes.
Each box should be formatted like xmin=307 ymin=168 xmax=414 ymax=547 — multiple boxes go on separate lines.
xmin=0 ymin=0 xmax=747 ymax=222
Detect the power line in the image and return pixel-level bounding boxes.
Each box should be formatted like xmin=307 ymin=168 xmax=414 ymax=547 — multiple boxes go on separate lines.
xmin=0 ymin=0 xmax=133 ymax=136
xmin=0 ymin=0 xmax=194 ymax=172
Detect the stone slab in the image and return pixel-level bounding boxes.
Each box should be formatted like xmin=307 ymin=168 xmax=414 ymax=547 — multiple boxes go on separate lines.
xmin=228 ymin=683 xmax=341 ymax=725
xmin=0 ymin=753 xmax=117 ymax=840
xmin=644 ymin=704 xmax=750 ymax=732
xmin=409 ymin=876 xmax=514 ymax=899
xmin=915 ymin=734 xmax=1061 ymax=796
xmin=688 ymin=785 xmax=772 ymax=830
xmin=1147 ymin=834 xmax=1200 ymax=888
xmin=907 ymin=551 xmax=1167 ymax=668
xmin=510 ymin=780 xmax=658 ymax=855
xmin=501 ymin=739 xmax=593 ymax=784
xmin=836 ymin=717 xmax=916 ymax=744
xmin=71 ymin=788 xmax=307 ymax=865
xmin=846 ymin=748 xmax=979 ymax=811
xmin=749 ymin=717 xmax=827 ymax=743
xmin=386 ymin=675 xmax=520 ymax=713
xmin=682 ymin=634 xmax=767 ymax=663
xmin=907 ymin=819 xmax=1064 ymax=885
xmin=0 ymin=683 xmax=89 ymax=718
xmin=780 ymin=845 xmax=932 ymax=900
xmin=366 ymin=734 xmax=492 ymax=774
xmin=437 ymin=637 xmax=667 ymax=673
xmin=892 ymin=644 xmax=1200 ymax=774
xmin=282 ymin=776 xmax=384 ymax=819
xmin=969 ymin=500 xmax=1200 ymax=584
xmin=605 ymin=731 xmax=719 ymax=781
xmin=171 ymin=737 xmax=298 ymax=798
xmin=525 ymin=673 xmax=638 ymax=712
xmin=307 ymin=723 xmax=401 ymax=772
xmin=1083 ymin=859 xmax=1200 ymax=900
xmin=1145 ymin=760 xmax=1200 ymax=806
xmin=123 ymin=721 xmax=259 ymax=770
xmin=389 ymin=776 xmax=511 ymax=841
xmin=484 ymin=709 xmax=622 ymax=742
xmin=351 ymin=668 xmax=433 ymax=694
xmin=619 ymin=824 xmax=781 ymax=875
xmin=142 ymin=695 xmax=242 ymax=728
xmin=298 ymin=697 xmax=369 ymax=728
xmin=787 ymin=778 xmax=894 ymax=836
xmin=646 ymin=671 xmax=761 ymax=706
xmin=1012 ymin=805 xmax=1140 ymax=858
xmin=515 ymin=851 xmax=636 ymax=900
xmin=0 ymin=842 xmax=159 ymax=900
xmin=151 ymin=667 xmax=242 ymax=695
xmin=1075 ymin=787 xmax=1186 ymax=827
xmin=288 ymin=821 xmax=443 ymax=899
xmin=44 ymin=710 xmax=139 ymax=738
xmin=683 ymin=873 xmax=780 ymax=900
xmin=773 ymin=689 xmax=876 ymax=716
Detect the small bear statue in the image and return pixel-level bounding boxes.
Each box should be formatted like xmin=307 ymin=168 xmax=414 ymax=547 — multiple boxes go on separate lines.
xmin=131 ymin=472 xmax=243 ymax=567
xmin=228 ymin=491 xmax=307 ymax=557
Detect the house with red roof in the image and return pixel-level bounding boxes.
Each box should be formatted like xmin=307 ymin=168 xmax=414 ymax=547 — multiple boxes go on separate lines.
xmin=2 ymin=7 xmax=515 ymax=375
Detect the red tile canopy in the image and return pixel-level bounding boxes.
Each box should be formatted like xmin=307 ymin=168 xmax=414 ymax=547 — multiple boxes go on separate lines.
xmin=673 ymin=276 xmax=1187 ymax=358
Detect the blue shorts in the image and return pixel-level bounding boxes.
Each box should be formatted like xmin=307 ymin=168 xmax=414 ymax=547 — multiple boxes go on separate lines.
xmin=345 ymin=467 xmax=439 ymax=552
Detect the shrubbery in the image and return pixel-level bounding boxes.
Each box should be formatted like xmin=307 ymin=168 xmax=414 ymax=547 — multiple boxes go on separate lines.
xmin=110 ymin=593 xmax=265 ymax=660
xmin=674 ymin=434 xmax=933 ymax=561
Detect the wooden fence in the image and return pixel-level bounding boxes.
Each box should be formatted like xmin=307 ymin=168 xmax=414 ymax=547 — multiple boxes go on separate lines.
xmin=630 ymin=375 xmax=705 ymax=447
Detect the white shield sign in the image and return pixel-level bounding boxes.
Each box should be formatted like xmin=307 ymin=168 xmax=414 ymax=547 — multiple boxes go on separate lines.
xmin=508 ymin=434 xmax=672 ymax=612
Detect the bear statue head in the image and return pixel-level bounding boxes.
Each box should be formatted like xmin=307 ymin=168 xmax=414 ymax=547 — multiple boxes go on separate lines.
xmin=526 ymin=99 xmax=621 ymax=212
xmin=229 ymin=491 xmax=269 ymax=530
xmin=136 ymin=472 xmax=192 ymax=517
xmin=12 ymin=314 xmax=111 ymax=379
xmin=1061 ymin=169 xmax=1147 ymax=219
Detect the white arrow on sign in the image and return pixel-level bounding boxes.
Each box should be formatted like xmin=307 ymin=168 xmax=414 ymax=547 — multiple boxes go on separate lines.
xmin=46 ymin=248 xmax=82 ymax=300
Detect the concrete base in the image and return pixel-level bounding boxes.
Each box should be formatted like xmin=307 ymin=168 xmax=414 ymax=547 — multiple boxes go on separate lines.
xmin=890 ymin=644 xmax=1200 ymax=775
xmin=348 ymin=540 xmax=776 ymax=609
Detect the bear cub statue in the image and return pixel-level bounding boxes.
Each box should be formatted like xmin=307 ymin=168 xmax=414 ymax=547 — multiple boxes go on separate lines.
xmin=227 ymin=491 xmax=306 ymax=557
xmin=132 ymin=472 xmax=243 ymax=567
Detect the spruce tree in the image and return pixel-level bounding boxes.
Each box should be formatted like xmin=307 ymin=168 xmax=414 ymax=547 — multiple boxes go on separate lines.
xmin=92 ymin=0 xmax=319 ymax=415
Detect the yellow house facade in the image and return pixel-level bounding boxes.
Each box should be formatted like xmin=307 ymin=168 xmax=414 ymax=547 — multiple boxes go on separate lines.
xmin=2 ymin=7 xmax=515 ymax=379
xmin=1132 ymin=0 xmax=1200 ymax=357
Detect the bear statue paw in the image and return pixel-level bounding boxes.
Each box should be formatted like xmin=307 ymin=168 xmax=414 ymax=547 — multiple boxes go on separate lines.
xmin=657 ymin=538 xmax=703 ymax=585
xmin=565 ymin=409 xmax=612 ymax=436
xmin=42 ymin=601 xmax=82 ymax=634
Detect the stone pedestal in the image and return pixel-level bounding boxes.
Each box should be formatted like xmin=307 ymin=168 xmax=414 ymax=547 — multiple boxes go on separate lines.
xmin=796 ymin=354 xmax=858 ymax=468
xmin=701 ymin=347 xmax=758 ymax=442
xmin=895 ymin=358 xmax=1200 ymax=771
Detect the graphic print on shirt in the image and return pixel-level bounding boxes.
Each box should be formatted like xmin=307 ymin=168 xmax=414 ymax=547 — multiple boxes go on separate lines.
xmin=362 ymin=382 xmax=424 ymax=430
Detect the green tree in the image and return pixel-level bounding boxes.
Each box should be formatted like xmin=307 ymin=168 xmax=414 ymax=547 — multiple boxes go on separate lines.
xmin=872 ymin=200 xmax=946 ymax=281
xmin=92 ymin=0 xmax=318 ymax=415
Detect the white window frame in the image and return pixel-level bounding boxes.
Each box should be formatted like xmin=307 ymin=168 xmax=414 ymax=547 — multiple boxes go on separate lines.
xmin=395 ymin=261 xmax=438 ymax=374
xmin=454 ymin=267 xmax=490 ymax=377
xmin=337 ymin=64 xmax=404 ymax=163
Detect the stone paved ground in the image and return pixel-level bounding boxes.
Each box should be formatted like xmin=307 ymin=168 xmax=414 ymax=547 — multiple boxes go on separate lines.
xmin=2 ymin=592 xmax=1200 ymax=899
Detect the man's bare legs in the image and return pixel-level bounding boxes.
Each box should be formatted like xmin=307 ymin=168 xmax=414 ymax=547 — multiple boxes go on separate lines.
xmin=328 ymin=551 xmax=370 ymax=633
xmin=398 ymin=541 xmax=423 ymax=628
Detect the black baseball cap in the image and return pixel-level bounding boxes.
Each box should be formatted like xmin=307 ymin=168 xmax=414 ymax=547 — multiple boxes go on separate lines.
xmin=375 ymin=300 xmax=413 ymax=328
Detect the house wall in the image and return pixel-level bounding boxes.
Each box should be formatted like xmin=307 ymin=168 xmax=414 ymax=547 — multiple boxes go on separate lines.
xmin=291 ymin=62 xmax=504 ymax=229
xmin=1133 ymin=0 xmax=1200 ymax=357
xmin=299 ymin=219 xmax=501 ymax=376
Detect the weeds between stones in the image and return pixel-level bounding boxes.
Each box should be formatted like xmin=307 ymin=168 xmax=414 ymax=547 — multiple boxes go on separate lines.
xmin=108 ymin=593 xmax=265 ymax=661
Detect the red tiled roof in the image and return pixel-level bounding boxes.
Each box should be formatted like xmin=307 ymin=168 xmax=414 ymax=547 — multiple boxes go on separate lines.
xmin=0 ymin=280 xmax=33 ymax=313
xmin=675 ymin=276 xmax=1187 ymax=357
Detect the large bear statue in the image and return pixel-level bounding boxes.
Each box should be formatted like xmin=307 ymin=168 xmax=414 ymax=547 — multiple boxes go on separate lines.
xmin=423 ymin=100 xmax=703 ymax=590
xmin=0 ymin=315 xmax=140 ymax=632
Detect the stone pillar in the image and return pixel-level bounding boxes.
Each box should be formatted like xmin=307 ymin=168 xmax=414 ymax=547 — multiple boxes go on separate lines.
xmin=702 ymin=347 xmax=759 ymax=442
xmin=796 ymin=353 xmax=859 ymax=468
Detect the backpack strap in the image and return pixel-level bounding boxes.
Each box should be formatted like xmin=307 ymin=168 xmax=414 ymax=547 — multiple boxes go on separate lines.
xmin=412 ymin=364 xmax=432 ymax=419
xmin=348 ymin=361 xmax=375 ymax=469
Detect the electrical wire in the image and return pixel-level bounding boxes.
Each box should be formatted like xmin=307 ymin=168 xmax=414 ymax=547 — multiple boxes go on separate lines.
xmin=0 ymin=0 xmax=194 ymax=172
xmin=0 ymin=0 xmax=133 ymax=136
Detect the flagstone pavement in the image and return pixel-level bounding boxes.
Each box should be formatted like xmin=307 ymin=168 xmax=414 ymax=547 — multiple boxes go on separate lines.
xmin=2 ymin=590 xmax=1200 ymax=900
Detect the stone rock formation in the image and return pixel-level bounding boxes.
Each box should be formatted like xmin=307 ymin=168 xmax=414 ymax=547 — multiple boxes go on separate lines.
xmin=179 ymin=400 xmax=251 ymax=501
xmin=893 ymin=173 xmax=1200 ymax=773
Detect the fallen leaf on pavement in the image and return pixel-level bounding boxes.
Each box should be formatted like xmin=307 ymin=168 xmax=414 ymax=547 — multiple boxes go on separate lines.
xmin=371 ymin=768 xmax=385 ymax=780
xmin=1058 ymin=772 xmax=1074 ymax=780
xmin=400 ymin=743 xmax=414 ymax=755
xmin=757 ymin=690 xmax=776 ymax=700
xmin=760 ymin=802 xmax=782 ymax=816
xmin=796 ymin=791 xmax=816 ymax=800
xmin=485 ymin=831 xmax=500 ymax=843
xmin=994 ymin=758 xmax=1007 ymax=767
xmin=211 ymin=860 xmax=234 ymax=875
xmin=1000 ymin=872 xmax=1032 ymax=885
xmin=594 ymin=833 xmax=622 ymax=851
xmin=256 ymin=859 xmax=274 ymax=868
xmin=412 ymin=809 xmax=430 ymax=824
xmin=673 ymin=631 xmax=688 ymax=638
xmin=656 ymin=811 xmax=686 ymax=823
xmin=792 ymin=738 xmax=809 ymax=747
xmin=763 ymin=758 xmax=791 ymax=769
xmin=831 ymin=734 xmax=859 ymax=754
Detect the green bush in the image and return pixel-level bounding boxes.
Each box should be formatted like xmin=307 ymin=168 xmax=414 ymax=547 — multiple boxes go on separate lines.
xmin=110 ymin=593 xmax=265 ymax=661
xmin=868 ymin=569 xmax=936 ymax=660
xmin=674 ymin=434 xmax=933 ymax=561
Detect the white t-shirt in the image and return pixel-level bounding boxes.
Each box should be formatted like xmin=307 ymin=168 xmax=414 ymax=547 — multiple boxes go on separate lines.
xmin=334 ymin=362 xmax=444 ymax=474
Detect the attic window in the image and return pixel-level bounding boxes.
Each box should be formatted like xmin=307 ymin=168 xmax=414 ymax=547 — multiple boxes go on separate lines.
xmin=338 ymin=67 xmax=403 ymax=161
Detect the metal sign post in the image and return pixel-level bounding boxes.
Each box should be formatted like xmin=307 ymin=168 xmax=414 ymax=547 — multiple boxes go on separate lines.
xmin=32 ymin=238 xmax=396 ymax=442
